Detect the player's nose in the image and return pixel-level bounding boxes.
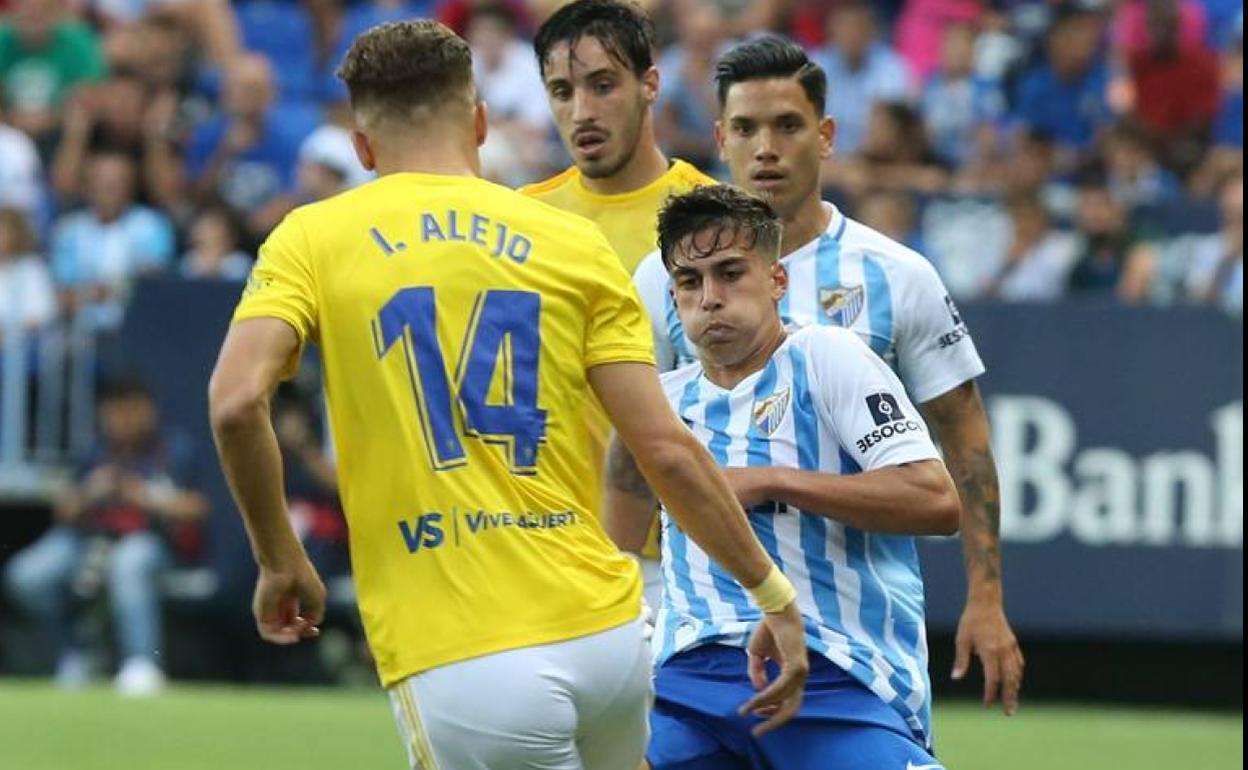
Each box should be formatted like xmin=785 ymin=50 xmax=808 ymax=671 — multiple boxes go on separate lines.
xmin=571 ymin=90 xmax=597 ymax=123
xmin=753 ymin=128 xmax=779 ymax=160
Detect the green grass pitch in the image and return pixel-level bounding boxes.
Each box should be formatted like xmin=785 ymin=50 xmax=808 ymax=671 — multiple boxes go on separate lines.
xmin=0 ymin=680 xmax=1240 ymax=770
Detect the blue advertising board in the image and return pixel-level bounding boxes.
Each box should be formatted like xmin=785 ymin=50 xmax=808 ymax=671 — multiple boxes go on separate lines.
xmin=122 ymin=282 xmax=1243 ymax=640
xmin=920 ymin=303 xmax=1242 ymax=641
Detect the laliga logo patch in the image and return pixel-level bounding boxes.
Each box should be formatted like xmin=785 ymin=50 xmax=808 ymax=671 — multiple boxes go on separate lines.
xmin=752 ymin=388 xmax=792 ymax=437
xmin=819 ymin=285 xmax=864 ymax=326
xmin=866 ymin=392 xmax=904 ymax=426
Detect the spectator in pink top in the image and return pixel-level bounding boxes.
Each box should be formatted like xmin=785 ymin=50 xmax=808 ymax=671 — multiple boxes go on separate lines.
xmin=1112 ymin=0 xmax=1207 ymax=58
xmin=894 ymin=0 xmax=983 ymax=83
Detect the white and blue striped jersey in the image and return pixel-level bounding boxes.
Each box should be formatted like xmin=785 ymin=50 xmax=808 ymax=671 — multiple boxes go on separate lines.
xmin=653 ymin=325 xmax=942 ymax=745
xmin=633 ymin=203 xmax=985 ymax=403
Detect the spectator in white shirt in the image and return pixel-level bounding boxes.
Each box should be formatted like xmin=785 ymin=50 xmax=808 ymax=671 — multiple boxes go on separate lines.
xmin=0 ymin=206 xmax=56 ymax=339
xmin=0 ymin=104 xmax=44 ymax=225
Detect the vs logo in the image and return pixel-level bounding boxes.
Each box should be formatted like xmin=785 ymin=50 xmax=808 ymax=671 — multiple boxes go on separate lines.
xmin=399 ymin=513 xmax=445 ymax=553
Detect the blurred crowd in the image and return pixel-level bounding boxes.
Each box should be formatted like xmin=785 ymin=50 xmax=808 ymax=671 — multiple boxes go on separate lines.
xmin=0 ymin=0 xmax=1243 ymax=340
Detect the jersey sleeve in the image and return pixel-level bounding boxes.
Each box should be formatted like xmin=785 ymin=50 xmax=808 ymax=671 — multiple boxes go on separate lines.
xmin=805 ymin=328 xmax=941 ymax=471
xmin=631 ymin=250 xmax=677 ymax=372
xmin=893 ymin=257 xmax=985 ymax=404
xmin=584 ymin=235 xmax=656 ymax=369
xmin=232 ymin=211 xmax=318 ymax=379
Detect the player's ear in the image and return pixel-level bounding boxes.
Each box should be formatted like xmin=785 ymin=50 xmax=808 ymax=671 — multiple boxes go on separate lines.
xmin=819 ymin=115 xmax=835 ymax=160
xmin=641 ymin=66 xmax=659 ymax=105
xmin=350 ymin=130 xmax=376 ymax=172
xmin=475 ymin=100 xmax=489 ymax=147
xmin=771 ymin=259 xmax=789 ymax=303
xmin=714 ymin=121 xmax=726 ymax=161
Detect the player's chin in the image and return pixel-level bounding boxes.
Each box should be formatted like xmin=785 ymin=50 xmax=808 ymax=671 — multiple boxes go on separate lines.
xmin=578 ymin=151 xmax=622 ymax=179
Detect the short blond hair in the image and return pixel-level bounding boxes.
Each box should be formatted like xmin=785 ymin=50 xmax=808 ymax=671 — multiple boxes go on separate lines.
xmin=336 ymin=20 xmax=475 ymax=125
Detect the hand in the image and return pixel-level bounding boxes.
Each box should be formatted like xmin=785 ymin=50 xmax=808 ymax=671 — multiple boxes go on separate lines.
xmin=82 ymin=465 xmax=120 ymax=503
xmin=252 ymin=557 xmax=326 ymax=645
xmin=117 ymin=473 xmax=150 ymax=507
xmin=722 ymin=467 xmax=773 ymax=510
xmin=740 ymin=601 xmax=809 ymax=737
xmin=952 ymin=590 xmax=1024 ymax=715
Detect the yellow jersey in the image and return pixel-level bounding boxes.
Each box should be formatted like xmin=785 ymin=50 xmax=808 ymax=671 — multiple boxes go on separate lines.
xmin=233 ymin=172 xmax=653 ymax=686
xmin=520 ymin=159 xmax=716 ymax=275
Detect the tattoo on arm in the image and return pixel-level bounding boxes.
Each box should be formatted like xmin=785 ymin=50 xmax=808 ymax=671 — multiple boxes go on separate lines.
xmin=607 ymin=436 xmax=655 ymax=500
xmin=923 ymin=382 xmax=1002 ymax=583
xmin=952 ymin=447 xmax=1002 ymax=582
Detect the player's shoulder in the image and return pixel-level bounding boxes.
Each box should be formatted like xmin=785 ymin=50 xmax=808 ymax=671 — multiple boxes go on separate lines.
xmin=518 ymin=165 xmax=580 ymax=199
xmin=668 ymin=159 xmax=718 ymax=190
xmin=658 ymin=359 xmax=702 ymax=400
xmin=841 ymin=217 xmax=938 ymax=276
xmin=788 ymin=325 xmax=876 ymax=371
xmin=632 ymin=249 xmax=668 ymax=286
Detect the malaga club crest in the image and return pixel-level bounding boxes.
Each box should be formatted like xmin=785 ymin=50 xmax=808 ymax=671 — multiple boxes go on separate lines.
xmin=752 ymin=388 xmax=792 ymax=437
xmin=819 ymin=285 xmax=864 ymax=326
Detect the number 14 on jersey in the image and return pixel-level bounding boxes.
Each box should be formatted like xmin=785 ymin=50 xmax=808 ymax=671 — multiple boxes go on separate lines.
xmin=372 ymin=287 xmax=548 ymax=475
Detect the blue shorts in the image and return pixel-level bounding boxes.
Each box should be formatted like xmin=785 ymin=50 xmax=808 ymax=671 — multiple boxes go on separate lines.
xmin=648 ymin=645 xmax=943 ymax=770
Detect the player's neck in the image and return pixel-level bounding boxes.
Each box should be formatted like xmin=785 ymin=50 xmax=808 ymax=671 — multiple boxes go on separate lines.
xmin=580 ymin=136 xmax=669 ymax=196
xmin=700 ymin=321 xmax=787 ymax=390
xmin=372 ymin=141 xmax=481 ymax=178
xmin=779 ymin=197 xmax=833 ymax=258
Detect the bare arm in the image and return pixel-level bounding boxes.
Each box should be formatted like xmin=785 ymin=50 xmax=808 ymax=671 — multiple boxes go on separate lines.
xmin=920 ymin=379 xmax=1023 ymax=715
xmin=50 ymin=93 xmax=93 ymax=202
xmin=209 ymin=317 xmax=324 ymax=644
xmin=604 ymin=433 xmax=658 ymax=553
xmin=591 ymin=363 xmax=774 ymax=587
xmin=920 ymin=382 xmax=1001 ymax=588
xmin=724 ymin=460 xmax=959 ymax=536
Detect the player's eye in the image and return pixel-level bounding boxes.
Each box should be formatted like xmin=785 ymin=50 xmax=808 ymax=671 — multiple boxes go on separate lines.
xmin=549 ymin=85 xmax=571 ymax=101
xmin=592 ymin=79 xmax=615 ymax=95
xmin=732 ymin=123 xmax=753 ymax=136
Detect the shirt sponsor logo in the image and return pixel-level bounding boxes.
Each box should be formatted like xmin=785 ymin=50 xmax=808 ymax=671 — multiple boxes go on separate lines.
xmin=398 ymin=509 xmax=579 ymax=554
xmin=857 ymin=392 xmax=924 ymax=452
xmin=937 ymin=295 xmax=971 ymax=349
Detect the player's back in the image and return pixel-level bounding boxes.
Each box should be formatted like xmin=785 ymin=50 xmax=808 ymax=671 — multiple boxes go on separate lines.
xmin=237 ymin=172 xmax=652 ymax=686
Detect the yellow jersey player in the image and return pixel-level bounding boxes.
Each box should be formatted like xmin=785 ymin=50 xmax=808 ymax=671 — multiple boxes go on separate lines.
xmin=208 ymin=21 xmax=809 ymax=770
xmin=523 ymin=0 xmax=715 ymax=595
xmin=522 ymin=0 xmax=715 ymax=275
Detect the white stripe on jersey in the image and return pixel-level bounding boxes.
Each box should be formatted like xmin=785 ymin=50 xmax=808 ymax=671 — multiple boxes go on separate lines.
xmin=653 ymin=326 xmax=941 ymax=746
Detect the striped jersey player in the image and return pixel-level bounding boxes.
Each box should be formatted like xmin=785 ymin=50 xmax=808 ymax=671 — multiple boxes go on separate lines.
xmin=606 ymin=184 xmax=960 ymax=769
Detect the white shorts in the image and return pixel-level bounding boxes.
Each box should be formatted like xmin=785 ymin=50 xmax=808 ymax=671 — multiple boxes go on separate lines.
xmin=387 ymin=620 xmax=652 ymax=770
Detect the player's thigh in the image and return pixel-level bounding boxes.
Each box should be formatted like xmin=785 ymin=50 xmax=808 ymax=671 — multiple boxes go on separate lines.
xmin=572 ymin=620 xmax=654 ymax=770
xmin=758 ymin=718 xmax=945 ymax=770
xmin=389 ymin=621 xmax=651 ymax=770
